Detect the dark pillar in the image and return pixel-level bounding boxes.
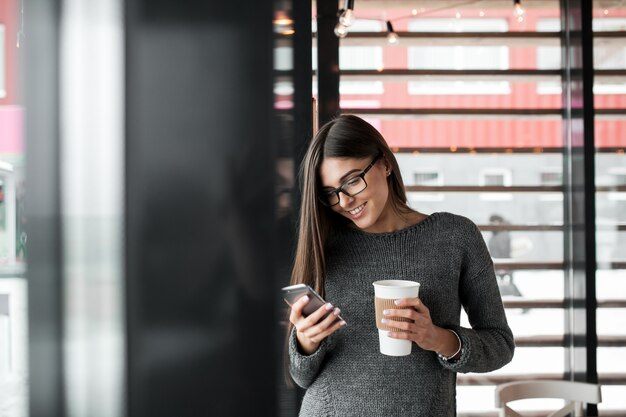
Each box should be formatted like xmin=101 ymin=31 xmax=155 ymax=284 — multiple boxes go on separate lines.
xmin=125 ymin=1 xmax=278 ymax=416
xmin=316 ymin=0 xmax=340 ymax=126
xmin=561 ymin=0 xmax=598 ymax=414
xmin=293 ymin=0 xmax=314 ymax=162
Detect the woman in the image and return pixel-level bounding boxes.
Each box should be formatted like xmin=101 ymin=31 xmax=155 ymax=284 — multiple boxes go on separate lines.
xmin=287 ymin=115 xmax=514 ymax=416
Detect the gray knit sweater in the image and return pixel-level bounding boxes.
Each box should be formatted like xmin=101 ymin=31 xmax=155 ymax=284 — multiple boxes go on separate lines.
xmin=289 ymin=212 xmax=515 ymax=417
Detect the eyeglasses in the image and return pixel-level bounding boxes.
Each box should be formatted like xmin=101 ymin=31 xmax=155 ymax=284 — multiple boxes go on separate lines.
xmin=318 ymin=153 xmax=382 ymax=207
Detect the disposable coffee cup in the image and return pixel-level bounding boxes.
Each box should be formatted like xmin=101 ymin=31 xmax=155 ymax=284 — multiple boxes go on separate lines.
xmin=373 ymin=280 xmax=421 ymax=356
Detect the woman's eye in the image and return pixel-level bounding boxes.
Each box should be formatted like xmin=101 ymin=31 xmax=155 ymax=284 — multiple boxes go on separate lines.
xmin=345 ymin=177 xmax=360 ymax=187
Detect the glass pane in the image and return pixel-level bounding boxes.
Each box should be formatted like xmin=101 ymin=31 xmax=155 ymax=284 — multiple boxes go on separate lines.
xmin=342 ymin=79 xmax=568 ymax=108
xmin=332 ymin=1 xmax=626 ymax=415
xmin=0 ymin=0 xmax=27 ymax=415
xmin=594 ymin=4 xmax=626 ymax=415
xmin=340 ymin=4 xmax=565 ymax=415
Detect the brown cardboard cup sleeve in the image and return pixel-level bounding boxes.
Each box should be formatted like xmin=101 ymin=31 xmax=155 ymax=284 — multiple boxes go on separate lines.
xmin=375 ymin=297 xmax=414 ymax=332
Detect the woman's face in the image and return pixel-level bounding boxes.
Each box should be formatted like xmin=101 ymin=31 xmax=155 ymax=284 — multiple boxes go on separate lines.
xmin=318 ymin=155 xmax=394 ymax=233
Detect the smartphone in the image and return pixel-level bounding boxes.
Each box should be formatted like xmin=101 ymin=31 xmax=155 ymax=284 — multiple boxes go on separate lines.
xmin=281 ymin=283 xmax=344 ymax=321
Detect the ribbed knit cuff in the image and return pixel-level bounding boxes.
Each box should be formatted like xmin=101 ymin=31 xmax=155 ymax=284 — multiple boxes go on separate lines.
xmin=288 ymin=327 xmax=331 ymax=388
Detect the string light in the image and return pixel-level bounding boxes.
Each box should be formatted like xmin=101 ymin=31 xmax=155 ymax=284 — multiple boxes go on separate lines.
xmin=603 ymin=9 xmax=610 ymax=15
xmin=513 ymin=0 xmax=525 ymax=23
xmin=334 ymin=23 xmax=348 ymax=38
xmin=479 ymin=10 xmax=485 ymax=17
xmin=338 ymin=0 xmax=355 ymax=27
xmin=331 ymin=0 xmax=482 ymax=39
xmin=339 ymin=9 xmax=354 ymax=26
xmin=386 ymin=21 xmax=399 ymax=45
xmin=334 ymin=0 xmax=354 ymax=38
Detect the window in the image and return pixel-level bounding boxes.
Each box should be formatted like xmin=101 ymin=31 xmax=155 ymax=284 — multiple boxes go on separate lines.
xmin=313 ymin=43 xmax=385 ymax=94
xmin=407 ymin=18 xmax=510 ymax=95
xmin=480 ymin=168 xmax=511 ymax=186
xmin=411 ymin=169 xmax=444 ymax=202
xmin=316 ymin=20 xmax=385 ymax=95
xmin=608 ymin=167 xmax=626 ymax=201
xmin=536 ymin=19 xmax=562 ymax=95
xmin=339 ymin=47 xmax=383 ymax=70
xmin=540 ymin=168 xmax=564 ymax=202
xmin=592 ymin=18 xmax=626 ymax=95
xmin=414 ymin=171 xmax=440 ymax=185
xmin=479 ymin=168 xmax=512 ymax=201
xmin=339 ymin=81 xmax=384 ymax=95
xmin=540 ymin=168 xmax=562 ymax=186
xmin=538 ymin=18 xmax=626 ymax=95
xmin=610 ymin=168 xmax=626 ymax=185
xmin=593 ymin=18 xmax=626 ymax=69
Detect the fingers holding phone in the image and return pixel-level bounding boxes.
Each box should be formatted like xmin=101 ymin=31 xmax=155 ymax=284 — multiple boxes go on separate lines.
xmin=301 ymin=303 xmax=346 ymax=344
xmin=295 ymin=301 xmax=346 ymax=355
xmin=286 ymin=291 xmax=346 ymax=355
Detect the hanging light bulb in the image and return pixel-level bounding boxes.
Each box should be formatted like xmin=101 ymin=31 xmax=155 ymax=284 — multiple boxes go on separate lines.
xmin=334 ymin=22 xmax=348 ymax=38
xmin=339 ymin=9 xmax=354 ymax=27
xmin=513 ymin=0 xmax=525 ymax=19
xmin=339 ymin=0 xmax=355 ymax=27
xmin=386 ymin=21 xmax=399 ymax=45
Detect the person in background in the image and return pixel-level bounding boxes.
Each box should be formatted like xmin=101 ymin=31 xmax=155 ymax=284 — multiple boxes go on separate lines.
xmin=488 ymin=214 xmax=511 ymax=259
xmin=285 ymin=115 xmax=515 ymax=416
xmin=488 ymin=214 xmax=523 ymax=298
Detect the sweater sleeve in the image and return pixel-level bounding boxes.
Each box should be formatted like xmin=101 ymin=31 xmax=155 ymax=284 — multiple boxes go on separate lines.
xmin=288 ymin=326 xmax=333 ymax=388
xmin=438 ymin=217 xmax=515 ymax=373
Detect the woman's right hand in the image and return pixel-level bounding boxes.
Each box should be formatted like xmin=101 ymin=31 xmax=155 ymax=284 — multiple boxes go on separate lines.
xmin=289 ymin=295 xmax=346 ymax=355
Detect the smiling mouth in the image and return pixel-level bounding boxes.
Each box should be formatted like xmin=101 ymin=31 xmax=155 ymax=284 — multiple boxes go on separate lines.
xmin=348 ymin=203 xmax=366 ymax=216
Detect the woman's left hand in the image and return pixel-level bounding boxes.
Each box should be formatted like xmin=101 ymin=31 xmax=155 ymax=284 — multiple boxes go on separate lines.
xmin=382 ymin=298 xmax=459 ymax=357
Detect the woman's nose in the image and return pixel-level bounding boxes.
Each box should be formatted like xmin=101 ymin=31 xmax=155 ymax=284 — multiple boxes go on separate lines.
xmin=338 ymin=192 xmax=355 ymax=208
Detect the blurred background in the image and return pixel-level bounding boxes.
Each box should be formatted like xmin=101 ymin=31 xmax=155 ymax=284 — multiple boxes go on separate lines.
xmin=0 ymin=0 xmax=624 ymax=416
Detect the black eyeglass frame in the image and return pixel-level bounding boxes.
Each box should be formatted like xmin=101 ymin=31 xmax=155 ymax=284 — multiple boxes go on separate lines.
xmin=318 ymin=152 xmax=383 ymax=207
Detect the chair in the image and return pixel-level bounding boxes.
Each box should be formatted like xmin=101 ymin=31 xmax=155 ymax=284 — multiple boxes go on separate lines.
xmin=495 ymin=380 xmax=602 ymax=417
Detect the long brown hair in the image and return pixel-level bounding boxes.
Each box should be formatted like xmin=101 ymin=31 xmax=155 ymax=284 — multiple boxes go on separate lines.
xmin=289 ymin=115 xmax=412 ymax=297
